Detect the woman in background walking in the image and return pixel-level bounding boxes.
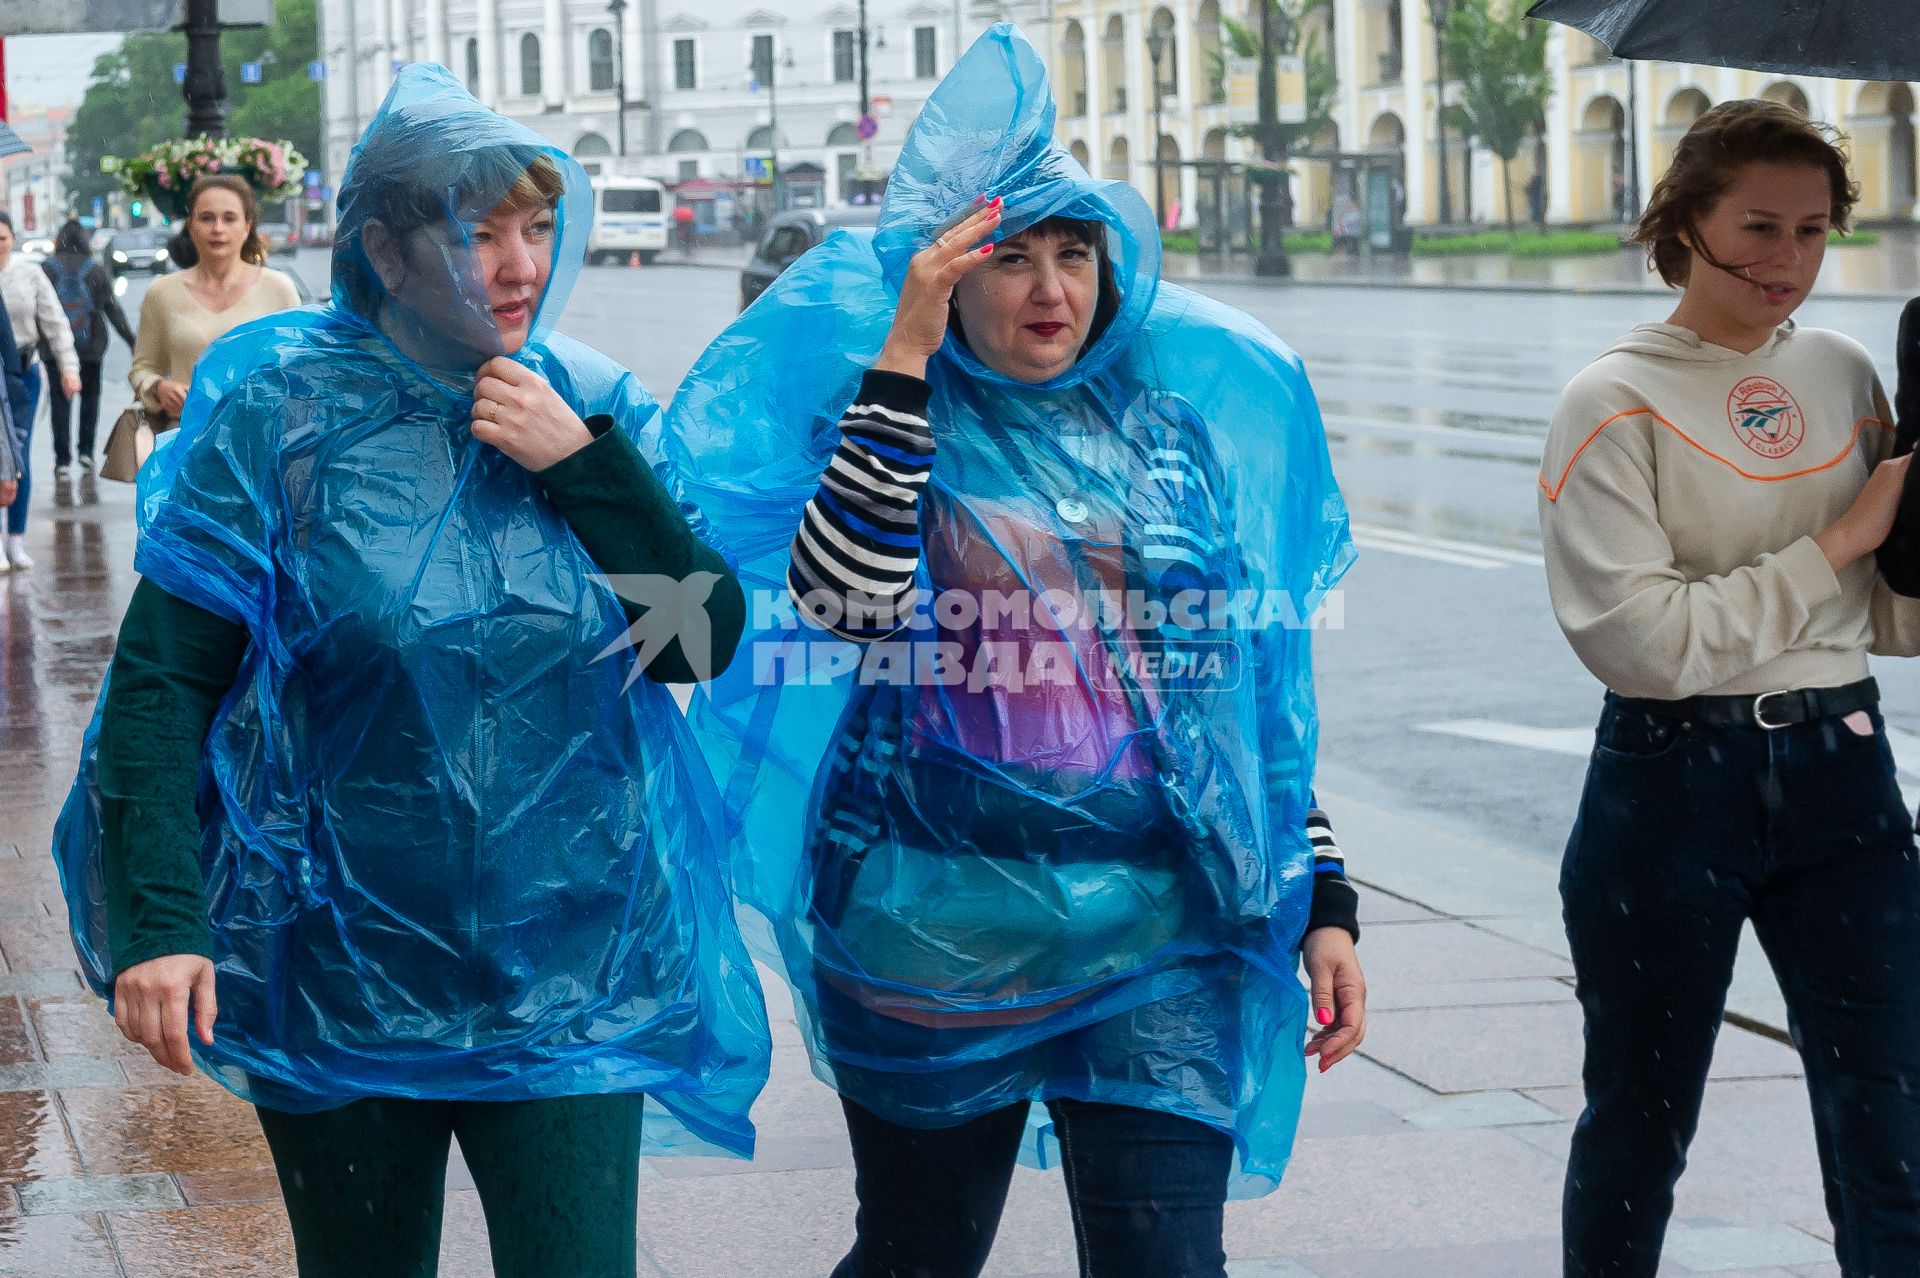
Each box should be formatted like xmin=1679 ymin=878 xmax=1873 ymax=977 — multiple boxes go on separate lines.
xmin=0 ymin=211 xmax=79 ymax=570
xmin=43 ymin=218 xmax=136 ymax=477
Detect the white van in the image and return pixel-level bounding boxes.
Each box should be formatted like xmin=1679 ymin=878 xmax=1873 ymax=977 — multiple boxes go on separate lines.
xmin=587 ymin=176 xmax=669 ymax=264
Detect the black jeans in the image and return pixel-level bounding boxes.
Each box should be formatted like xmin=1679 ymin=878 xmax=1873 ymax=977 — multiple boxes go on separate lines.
xmin=48 ymin=358 xmax=103 ymax=466
xmin=830 ymin=1095 xmax=1233 ymax=1278
xmin=1561 ymin=694 xmax=1920 ymax=1277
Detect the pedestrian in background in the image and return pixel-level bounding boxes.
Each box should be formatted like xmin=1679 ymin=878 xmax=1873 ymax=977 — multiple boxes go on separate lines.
xmin=128 ymin=175 xmax=299 ymax=430
xmin=0 ymin=312 xmax=26 ymax=519
xmin=43 ymin=218 xmax=136 ymax=477
xmin=667 ymin=26 xmax=1364 ymax=1277
xmin=1539 ymin=99 xmax=1920 ymax=1276
xmin=0 ymin=210 xmax=80 ymax=572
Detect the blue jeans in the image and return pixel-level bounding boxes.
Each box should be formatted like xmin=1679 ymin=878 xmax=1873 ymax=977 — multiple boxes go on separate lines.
xmin=1561 ymin=694 xmax=1920 ymax=1276
xmin=7 ymin=363 xmax=40 ymax=535
xmin=830 ymin=1095 xmax=1233 ymax=1278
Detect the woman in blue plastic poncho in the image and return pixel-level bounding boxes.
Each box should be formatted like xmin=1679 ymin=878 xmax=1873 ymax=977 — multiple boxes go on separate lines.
xmin=51 ymin=67 xmax=769 ymax=1278
xmin=661 ymin=26 xmax=1364 ymax=1277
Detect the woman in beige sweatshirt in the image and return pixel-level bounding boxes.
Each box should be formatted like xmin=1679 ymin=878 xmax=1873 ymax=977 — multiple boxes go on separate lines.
xmin=1540 ymin=101 xmax=1920 ymax=1278
xmin=128 ymin=175 xmax=301 ymax=430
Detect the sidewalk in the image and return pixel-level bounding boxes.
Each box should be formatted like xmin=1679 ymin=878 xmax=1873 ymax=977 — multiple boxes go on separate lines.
xmin=1167 ymin=223 xmax=1920 ymax=302
xmin=0 ymin=493 xmax=1840 ymax=1277
xmin=653 ymin=225 xmax=1920 ymax=302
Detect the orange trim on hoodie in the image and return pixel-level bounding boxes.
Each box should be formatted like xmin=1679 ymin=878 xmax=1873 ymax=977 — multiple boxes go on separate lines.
xmin=1538 ymin=409 xmax=1891 ymax=503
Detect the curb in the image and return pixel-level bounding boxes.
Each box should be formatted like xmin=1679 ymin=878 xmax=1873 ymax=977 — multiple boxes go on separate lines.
xmin=1169 ymin=270 xmax=1914 ymax=304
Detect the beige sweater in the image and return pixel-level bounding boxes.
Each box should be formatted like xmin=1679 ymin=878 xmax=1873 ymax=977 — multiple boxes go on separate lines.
xmin=128 ymin=268 xmax=301 ymax=416
xmin=1539 ymin=321 xmax=1920 ymax=700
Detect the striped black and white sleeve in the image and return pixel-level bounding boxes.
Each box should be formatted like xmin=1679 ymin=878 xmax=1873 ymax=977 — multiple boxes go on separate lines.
xmin=1306 ymin=799 xmax=1359 ymax=940
xmin=787 ymin=368 xmax=936 ymax=642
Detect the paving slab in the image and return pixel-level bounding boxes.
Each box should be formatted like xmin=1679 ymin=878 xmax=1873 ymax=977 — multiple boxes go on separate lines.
xmin=0 ymin=1211 xmax=120 ymax=1278
xmin=17 ymin=1171 xmax=183 ymax=1215
xmin=1662 ymin=1224 xmax=1835 ymax=1272
xmin=109 ymin=1201 xmax=297 ymax=1278
xmin=1363 ymin=1002 xmax=1804 ymax=1094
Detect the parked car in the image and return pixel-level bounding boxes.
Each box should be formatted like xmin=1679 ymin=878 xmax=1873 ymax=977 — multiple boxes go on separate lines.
xmin=16 ymin=237 xmax=53 ymax=265
xmin=739 ymin=206 xmax=881 ymax=310
xmin=258 ymin=221 xmax=300 ymax=256
xmin=104 ymin=227 xmax=169 ymax=275
xmin=586 ymin=176 xmax=669 ymax=265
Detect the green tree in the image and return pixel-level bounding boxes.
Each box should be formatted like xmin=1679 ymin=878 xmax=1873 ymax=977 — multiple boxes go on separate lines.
xmin=1443 ymin=0 xmax=1551 ymax=231
xmin=65 ymin=0 xmax=320 ymax=214
xmin=1209 ymin=1 xmax=1338 ymax=163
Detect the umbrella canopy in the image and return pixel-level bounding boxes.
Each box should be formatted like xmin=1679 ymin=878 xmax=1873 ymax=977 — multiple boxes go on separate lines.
xmin=1528 ymin=0 xmax=1920 ymax=82
xmin=0 ymin=124 xmax=29 ymax=161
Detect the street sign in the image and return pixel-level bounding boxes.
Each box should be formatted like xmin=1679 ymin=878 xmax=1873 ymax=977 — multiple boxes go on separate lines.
xmin=856 ymin=114 xmax=878 ymax=140
xmin=0 ymin=0 xmax=272 ymax=33
xmin=92 ymin=196 xmax=105 ymax=221
xmin=871 ymin=94 xmax=892 ymax=118
xmin=744 ymin=156 xmax=768 ymax=179
xmin=173 ymin=62 xmax=187 ymax=85
xmin=240 ymin=61 xmax=261 ymax=84
xmin=308 ymin=60 xmax=327 ymax=81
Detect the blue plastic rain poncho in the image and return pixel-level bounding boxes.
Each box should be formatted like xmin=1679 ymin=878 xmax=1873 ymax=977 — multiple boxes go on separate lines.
xmin=51 ymin=65 xmax=769 ymax=1154
xmin=656 ymin=26 xmax=1352 ymax=1192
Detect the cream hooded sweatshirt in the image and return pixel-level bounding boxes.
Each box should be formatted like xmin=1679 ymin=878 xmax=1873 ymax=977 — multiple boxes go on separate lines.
xmin=1539 ymin=320 xmax=1920 ymax=700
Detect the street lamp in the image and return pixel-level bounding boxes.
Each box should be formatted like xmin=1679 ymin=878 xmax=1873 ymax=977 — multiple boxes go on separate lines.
xmin=181 ymin=0 xmax=227 ymax=137
xmin=752 ymin=43 xmax=793 ymax=213
xmin=1145 ymin=26 xmax=1167 ymax=234
xmin=1255 ymin=0 xmax=1295 ymax=278
xmin=1428 ymin=0 xmax=1452 ymax=226
xmin=607 ymin=0 xmax=628 ymax=157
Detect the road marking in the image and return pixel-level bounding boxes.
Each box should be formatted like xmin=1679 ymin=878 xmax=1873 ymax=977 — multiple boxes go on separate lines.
xmin=1324 ymin=412 xmax=1544 ymax=457
xmin=1350 ymin=524 xmax=1544 ymax=571
xmin=1420 ymin=719 xmax=1593 ymax=756
xmin=1422 ymin=719 xmax=1920 ymax=805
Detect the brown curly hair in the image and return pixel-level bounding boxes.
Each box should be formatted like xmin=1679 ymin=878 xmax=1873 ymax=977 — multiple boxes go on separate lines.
xmin=1632 ymin=98 xmax=1858 ymax=288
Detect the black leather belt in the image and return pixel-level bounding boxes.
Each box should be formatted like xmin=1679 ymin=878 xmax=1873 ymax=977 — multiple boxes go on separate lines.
xmin=1609 ymin=676 xmax=1879 ymax=732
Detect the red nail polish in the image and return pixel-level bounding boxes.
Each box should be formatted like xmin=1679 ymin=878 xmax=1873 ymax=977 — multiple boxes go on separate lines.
xmin=973 ymin=194 xmax=985 ymax=205
xmin=1316 ymin=1007 xmax=1333 ymax=1026
xmin=978 ymin=244 xmax=993 ymax=255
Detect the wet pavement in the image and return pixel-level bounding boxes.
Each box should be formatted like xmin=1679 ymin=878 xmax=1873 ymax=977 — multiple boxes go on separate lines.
xmin=0 ymin=261 xmax=1882 ymax=1274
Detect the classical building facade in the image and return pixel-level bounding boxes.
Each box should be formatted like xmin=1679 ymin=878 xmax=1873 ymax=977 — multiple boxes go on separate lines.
xmin=318 ymin=0 xmax=989 ymax=210
xmin=1041 ymin=1 xmax=1920 ymax=230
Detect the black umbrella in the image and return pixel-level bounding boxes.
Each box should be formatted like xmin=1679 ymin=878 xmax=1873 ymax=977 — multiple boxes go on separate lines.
xmin=1527 ymin=0 xmax=1919 ymax=82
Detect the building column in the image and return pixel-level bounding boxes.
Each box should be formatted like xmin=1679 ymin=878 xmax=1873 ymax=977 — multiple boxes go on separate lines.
xmin=1401 ymin=0 xmax=1430 ymax=223
xmin=1630 ymin=59 xmax=1655 ymax=219
xmin=1081 ymin=4 xmax=1104 ymax=169
xmin=542 ymin=0 xmax=565 ymax=108
xmin=621 ymin=0 xmax=643 ymax=158
xmin=476 ymin=0 xmax=500 ymax=106
xmin=423 ymin=0 xmax=446 ymax=71
xmin=1546 ymin=27 xmax=1574 ymax=223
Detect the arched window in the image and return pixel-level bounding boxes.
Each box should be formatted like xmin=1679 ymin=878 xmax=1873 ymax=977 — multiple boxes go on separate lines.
xmin=464 ymin=38 xmax=480 ymax=92
xmin=667 ymin=129 xmax=710 ymax=153
xmin=588 ymin=28 xmax=615 ymax=93
xmin=574 ymin=132 xmax=613 ymax=158
xmin=826 ymin=122 xmax=861 ymax=146
xmin=746 ymin=124 xmax=777 ymax=150
xmin=520 ymin=34 xmax=542 ymax=97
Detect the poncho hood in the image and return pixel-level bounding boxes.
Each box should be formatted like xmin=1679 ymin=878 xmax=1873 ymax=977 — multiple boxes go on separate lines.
xmin=330 ymin=63 xmax=591 ymax=378
xmin=872 ymin=27 xmax=1159 ymax=390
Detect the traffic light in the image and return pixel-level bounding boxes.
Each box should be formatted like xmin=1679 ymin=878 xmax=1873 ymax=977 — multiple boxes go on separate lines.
xmin=130 ymin=198 xmax=143 ymax=218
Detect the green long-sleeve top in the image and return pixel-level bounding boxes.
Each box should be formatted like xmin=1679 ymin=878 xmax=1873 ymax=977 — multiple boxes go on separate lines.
xmin=95 ymin=417 xmax=746 ymax=978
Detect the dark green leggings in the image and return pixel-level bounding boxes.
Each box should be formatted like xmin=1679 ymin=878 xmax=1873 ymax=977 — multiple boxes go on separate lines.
xmin=255 ymin=1094 xmax=645 ymax=1278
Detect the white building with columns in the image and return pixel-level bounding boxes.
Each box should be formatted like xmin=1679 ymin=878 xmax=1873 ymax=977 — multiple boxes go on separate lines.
xmin=318 ymin=0 xmax=996 ymax=215
xmin=1040 ymin=2 xmax=1920 ymax=232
